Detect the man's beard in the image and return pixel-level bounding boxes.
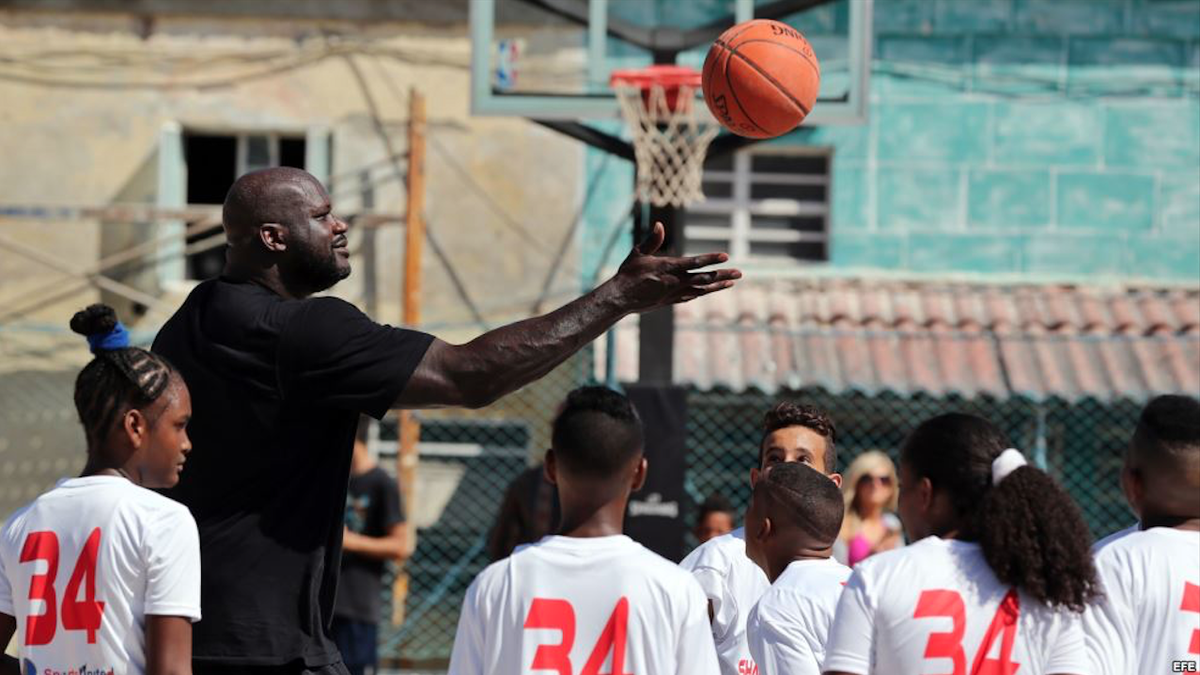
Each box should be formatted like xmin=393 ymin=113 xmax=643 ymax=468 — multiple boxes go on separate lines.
xmin=286 ymin=245 xmax=350 ymax=294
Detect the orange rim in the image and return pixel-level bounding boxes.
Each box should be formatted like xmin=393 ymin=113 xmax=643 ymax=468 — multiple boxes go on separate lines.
xmin=609 ymin=65 xmax=702 ymax=92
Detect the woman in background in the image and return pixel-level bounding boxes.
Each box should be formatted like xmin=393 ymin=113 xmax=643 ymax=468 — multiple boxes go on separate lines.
xmin=836 ymin=451 xmax=902 ymax=567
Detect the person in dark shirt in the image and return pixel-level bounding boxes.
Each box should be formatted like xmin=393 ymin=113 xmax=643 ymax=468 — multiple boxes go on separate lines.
xmin=485 ymin=461 xmax=560 ymax=561
xmin=333 ymin=418 xmax=406 ymax=675
xmin=152 ymin=166 xmax=740 ymax=674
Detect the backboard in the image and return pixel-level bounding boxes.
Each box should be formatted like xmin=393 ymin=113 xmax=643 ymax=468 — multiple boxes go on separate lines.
xmin=469 ymin=0 xmax=872 ymax=126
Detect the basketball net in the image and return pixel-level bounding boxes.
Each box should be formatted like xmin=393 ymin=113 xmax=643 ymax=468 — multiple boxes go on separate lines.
xmin=611 ymin=66 xmax=719 ymax=208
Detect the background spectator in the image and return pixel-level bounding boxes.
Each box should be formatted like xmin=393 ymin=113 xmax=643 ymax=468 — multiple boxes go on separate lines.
xmin=694 ymin=493 xmax=736 ymax=544
xmin=334 ymin=418 xmax=408 ymax=675
xmin=836 ymin=451 xmax=902 ymax=567
xmin=486 ymin=460 xmax=561 ymax=561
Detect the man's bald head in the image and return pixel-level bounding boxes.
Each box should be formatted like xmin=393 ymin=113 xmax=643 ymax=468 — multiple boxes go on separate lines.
xmin=223 ymin=167 xmax=323 ymax=247
xmin=220 ymin=167 xmax=350 ymax=296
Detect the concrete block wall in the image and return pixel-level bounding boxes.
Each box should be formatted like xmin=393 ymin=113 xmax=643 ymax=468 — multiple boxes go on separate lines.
xmin=795 ymin=0 xmax=1200 ymax=282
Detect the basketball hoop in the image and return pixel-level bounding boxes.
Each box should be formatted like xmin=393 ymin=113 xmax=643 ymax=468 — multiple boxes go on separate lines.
xmin=611 ymin=65 xmax=719 ymax=208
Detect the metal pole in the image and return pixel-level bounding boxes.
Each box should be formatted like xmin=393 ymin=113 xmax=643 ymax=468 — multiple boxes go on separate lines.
xmin=637 ymin=202 xmax=680 ymax=385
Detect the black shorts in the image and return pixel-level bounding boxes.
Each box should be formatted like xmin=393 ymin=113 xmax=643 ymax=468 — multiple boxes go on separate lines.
xmin=330 ymin=617 xmax=379 ymax=668
xmin=193 ymin=662 xmax=351 ymax=675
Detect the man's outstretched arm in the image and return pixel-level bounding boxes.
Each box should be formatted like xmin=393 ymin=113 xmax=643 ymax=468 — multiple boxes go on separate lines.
xmin=396 ymin=222 xmax=741 ymax=409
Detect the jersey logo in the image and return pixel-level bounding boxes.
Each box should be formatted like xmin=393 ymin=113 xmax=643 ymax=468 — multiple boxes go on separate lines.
xmin=1182 ymin=581 xmax=1200 ymax=656
xmin=18 ymin=528 xmax=106 ymax=645
xmin=913 ymin=588 xmax=1021 ymax=675
xmin=523 ymin=597 xmax=631 ymax=674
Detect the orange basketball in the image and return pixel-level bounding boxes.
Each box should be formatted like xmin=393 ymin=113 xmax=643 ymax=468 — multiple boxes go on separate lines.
xmin=702 ymin=19 xmax=821 ymax=139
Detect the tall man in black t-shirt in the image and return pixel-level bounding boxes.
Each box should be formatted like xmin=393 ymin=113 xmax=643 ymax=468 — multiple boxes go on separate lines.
xmin=153 ymin=166 xmax=740 ymax=674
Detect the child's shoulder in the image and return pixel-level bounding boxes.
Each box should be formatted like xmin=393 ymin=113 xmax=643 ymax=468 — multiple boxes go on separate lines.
xmin=115 ymin=484 xmax=195 ymax=526
xmin=679 ymin=527 xmax=746 ymax=571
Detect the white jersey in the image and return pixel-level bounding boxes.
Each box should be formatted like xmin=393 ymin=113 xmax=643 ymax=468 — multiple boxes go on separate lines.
xmin=746 ymin=557 xmax=850 ymax=675
xmin=1083 ymin=527 xmax=1200 ymax=675
xmin=1092 ymin=523 xmax=1138 ymax=552
xmin=679 ymin=527 xmax=770 ymax=675
xmin=824 ymin=537 xmax=1088 ymax=675
xmin=448 ymin=534 xmax=719 ymax=675
xmin=0 ymin=476 xmax=201 ymax=675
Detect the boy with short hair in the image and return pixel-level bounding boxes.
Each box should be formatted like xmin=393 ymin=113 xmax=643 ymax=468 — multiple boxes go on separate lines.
xmin=744 ymin=462 xmax=850 ymax=675
xmin=448 ymin=386 xmax=718 ymax=675
xmin=1084 ymin=394 xmax=1200 ymax=675
xmin=680 ymin=402 xmax=841 ymax=675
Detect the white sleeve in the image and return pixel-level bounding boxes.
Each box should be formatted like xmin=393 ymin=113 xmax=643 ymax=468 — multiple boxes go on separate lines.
xmin=747 ymin=600 xmax=821 ymax=675
xmin=0 ymin=541 xmax=13 ymax=616
xmin=675 ymin=578 xmax=721 ymax=675
xmin=447 ymin=576 xmax=487 ymax=675
xmin=1044 ymin=607 xmax=1091 ymax=675
xmin=1081 ymin=556 xmax=1135 ymax=675
xmin=688 ymin=564 xmax=737 ymax=643
xmin=821 ymin=568 xmax=874 ymax=675
xmin=143 ymin=505 xmax=201 ymax=621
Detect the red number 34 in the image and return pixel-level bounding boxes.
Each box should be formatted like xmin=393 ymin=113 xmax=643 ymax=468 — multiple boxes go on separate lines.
xmin=19 ymin=528 xmax=106 ymax=646
xmin=913 ymin=588 xmax=1021 ymax=675
xmin=523 ymin=597 xmax=631 ymax=675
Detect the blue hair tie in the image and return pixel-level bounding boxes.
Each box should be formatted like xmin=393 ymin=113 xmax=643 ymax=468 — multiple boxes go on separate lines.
xmin=86 ymin=321 xmax=130 ymax=353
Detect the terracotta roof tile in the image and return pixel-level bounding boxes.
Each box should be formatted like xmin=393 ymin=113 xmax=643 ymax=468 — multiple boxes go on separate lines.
xmin=599 ymin=278 xmax=1200 ymax=402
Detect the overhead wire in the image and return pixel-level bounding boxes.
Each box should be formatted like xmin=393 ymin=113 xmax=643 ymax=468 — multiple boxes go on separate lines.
xmin=531 ymin=152 xmax=612 ymax=312
xmin=0 ymin=40 xmax=468 ymax=90
xmin=367 ymin=52 xmax=587 ymax=278
xmin=364 ymin=52 xmax=613 ymax=306
xmin=341 ymin=50 xmax=489 ymax=329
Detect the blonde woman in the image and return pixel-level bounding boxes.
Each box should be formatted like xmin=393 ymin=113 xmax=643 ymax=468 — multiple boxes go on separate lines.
xmin=837 ymin=451 xmax=903 ymax=567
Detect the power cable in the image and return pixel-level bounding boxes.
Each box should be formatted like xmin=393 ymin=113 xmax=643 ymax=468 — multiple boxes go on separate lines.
xmin=531 ymin=152 xmax=611 ymax=312
xmin=422 ymin=216 xmax=489 ymax=329
xmin=342 ymin=51 xmax=489 ymax=329
xmin=364 ymin=52 xmax=602 ymax=292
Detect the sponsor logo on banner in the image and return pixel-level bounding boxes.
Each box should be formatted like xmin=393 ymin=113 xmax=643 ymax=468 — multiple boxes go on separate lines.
xmin=629 ymin=492 xmax=679 ymax=518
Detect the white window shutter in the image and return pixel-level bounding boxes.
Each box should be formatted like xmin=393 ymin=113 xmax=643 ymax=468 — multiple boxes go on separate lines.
xmin=156 ymin=121 xmax=186 ymax=286
xmin=305 ymin=125 xmax=332 ymax=187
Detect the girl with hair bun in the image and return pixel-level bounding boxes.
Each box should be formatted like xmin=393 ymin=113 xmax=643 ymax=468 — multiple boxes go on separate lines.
xmin=824 ymin=413 xmax=1099 ymax=675
xmin=0 ymin=305 xmax=200 ymax=675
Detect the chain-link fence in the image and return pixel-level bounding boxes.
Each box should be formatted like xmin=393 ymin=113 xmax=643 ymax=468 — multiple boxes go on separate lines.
xmin=684 ymin=389 xmax=1139 ymax=545
xmin=0 ymin=327 xmax=1165 ymax=672
xmin=368 ymin=363 xmax=1148 ymax=669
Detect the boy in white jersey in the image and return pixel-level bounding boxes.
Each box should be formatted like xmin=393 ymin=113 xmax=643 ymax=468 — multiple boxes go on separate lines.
xmin=0 ymin=305 xmax=201 ymax=675
xmin=448 ymin=386 xmax=718 ymax=675
xmin=825 ymin=413 xmax=1100 ymax=675
xmin=1084 ymin=394 xmax=1200 ymax=675
xmin=744 ymin=462 xmax=850 ymax=675
xmin=680 ymin=402 xmax=841 ymax=675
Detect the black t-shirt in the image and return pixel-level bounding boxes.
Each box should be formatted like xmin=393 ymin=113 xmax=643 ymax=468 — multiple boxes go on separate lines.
xmin=334 ymin=466 xmax=405 ymax=624
xmin=152 ymin=277 xmax=433 ymax=667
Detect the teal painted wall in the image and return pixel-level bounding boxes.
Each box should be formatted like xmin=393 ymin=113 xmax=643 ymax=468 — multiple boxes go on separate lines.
xmin=583 ymin=0 xmax=1200 ymax=283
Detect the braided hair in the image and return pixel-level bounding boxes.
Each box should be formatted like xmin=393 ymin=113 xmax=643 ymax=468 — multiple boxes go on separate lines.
xmin=69 ymin=304 xmax=179 ymax=446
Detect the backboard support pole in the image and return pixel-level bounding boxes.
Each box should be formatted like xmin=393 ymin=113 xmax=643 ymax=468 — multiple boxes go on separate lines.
xmin=636 ymin=201 xmax=681 ymax=385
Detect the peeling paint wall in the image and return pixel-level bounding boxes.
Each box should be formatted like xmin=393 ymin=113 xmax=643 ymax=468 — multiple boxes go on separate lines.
xmin=0 ymin=8 xmax=584 ymax=347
